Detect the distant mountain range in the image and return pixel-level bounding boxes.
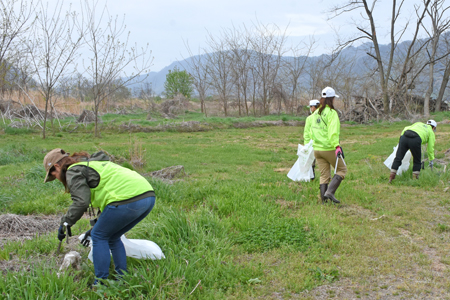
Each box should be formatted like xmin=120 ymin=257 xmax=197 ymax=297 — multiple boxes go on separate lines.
xmin=128 ymin=40 xmax=446 ymax=99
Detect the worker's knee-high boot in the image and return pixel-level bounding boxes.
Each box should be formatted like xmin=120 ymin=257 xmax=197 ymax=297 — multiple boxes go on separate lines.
xmin=324 ymin=175 xmax=343 ymax=204
xmin=320 ymin=184 xmax=328 ymax=204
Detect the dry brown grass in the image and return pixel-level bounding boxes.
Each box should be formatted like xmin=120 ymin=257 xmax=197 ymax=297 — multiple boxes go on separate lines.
xmin=0 ymin=214 xmax=59 ymax=247
xmin=3 ymin=90 xmax=333 ymax=118
xmin=2 ymin=91 xmax=150 ymax=115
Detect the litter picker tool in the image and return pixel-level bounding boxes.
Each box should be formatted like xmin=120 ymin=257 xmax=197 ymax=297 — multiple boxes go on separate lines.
xmin=57 ymin=222 xmax=71 ymax=254
xmin=57 ymin=240 xmax=62 ymax=254
xmin=65 ymin=222 xmax=71 ymax=244
xmin=334 ymin=153 xmax=347 ymax=174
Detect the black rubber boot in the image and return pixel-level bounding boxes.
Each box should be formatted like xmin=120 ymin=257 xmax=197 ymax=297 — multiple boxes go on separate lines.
xmin=324 ymin=175 xmax=343 ymax=204
xmin=320 ymin=184 xmax=328 ymax=204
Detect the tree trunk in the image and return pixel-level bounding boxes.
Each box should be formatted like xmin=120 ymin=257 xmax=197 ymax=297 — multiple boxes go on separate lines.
xmin=424 ymin=62 xmax=434 ymax=117
xmin=94 ymin=104 xmax=99 ymax=138
xmin=424 ymin=38 xmax=438 ymax=117
xmin=382 ymin=84 xmax=389 ymax=114
xmin=435 ymin=61 xmax=450 ymax=112
xmin=42 ymin=96 xmax=48 ymax=139
xmin=244 ymin=90 xmax=249 ymax=116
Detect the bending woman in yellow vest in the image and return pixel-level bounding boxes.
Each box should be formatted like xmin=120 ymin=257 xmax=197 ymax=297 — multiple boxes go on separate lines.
xmin=310 ymin=87 xmax=347 ymax=204
xmin=43 ymin=149 xmax=155 ymax=284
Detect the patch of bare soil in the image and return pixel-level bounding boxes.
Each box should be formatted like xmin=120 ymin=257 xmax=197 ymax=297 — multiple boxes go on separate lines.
xmin=0 ymin=214 xmax=87 ymax=274
xmin=0 ymin=214 xmax=59 ymax=246
xmin=143 ymin=165 xmax=186 ymax=184
xmin=273 ymin=168 xmax=291 ymax=173
xmin=340 ymin=204 xmax=379 ymax=219
xmin=0 ymin=213 xmax=83 ymax=250
xmin=275 ymin=199 xmax=301 ymax=210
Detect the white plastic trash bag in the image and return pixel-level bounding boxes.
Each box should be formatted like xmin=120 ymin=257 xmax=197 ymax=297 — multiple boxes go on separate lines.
xmin=383 ymin=144 xmax=412 ymax=175
xmin=288 ymin=140 xmax=315 ymax=182
xmin=297 ymin=140 xmax=315 ymax=166
xmin=287 ymin=159 xmax=307 ymax=182
xmin=78 ymin=234 xmax=165 ymax=262
xmin=121 ymin=236 xmax=165 ymax=260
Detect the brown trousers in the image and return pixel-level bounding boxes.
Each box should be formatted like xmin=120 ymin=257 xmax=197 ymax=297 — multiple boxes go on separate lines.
xmin=314 ymin=150 xmax=347 ymax=184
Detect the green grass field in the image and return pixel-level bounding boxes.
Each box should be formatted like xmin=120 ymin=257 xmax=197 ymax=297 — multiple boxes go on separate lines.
xmin=1 ymin=112 xmax=450 ymax=299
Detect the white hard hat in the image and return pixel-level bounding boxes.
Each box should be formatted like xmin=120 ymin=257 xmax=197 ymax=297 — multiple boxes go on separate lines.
xmin=427 ymin=119 xmax=437 ymax=128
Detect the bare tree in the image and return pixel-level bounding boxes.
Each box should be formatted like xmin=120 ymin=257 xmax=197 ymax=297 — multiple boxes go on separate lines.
xmin=81 ymin=0 xmax=152 ymax=137
xmin=0 ymin=0 xmax=36 ymax=97
xmin=27 ymin=1 xmax=83 ymax=138
xmin=326 ymin=51 xmax=361 ymax=111
xmin=434 ymin=32 xmax=450 ymax=110
xmin=249 ymin=66 xmax=258 ymax=116
xmin=421 ymin=0 xmax=450 ymax=114
xmin=305 ymin=55 xmax=329 ymax=100
xmin=281 ymin=37 xmax=316 ymax=114
xmin=73 ymin=72 xmax=92 ymax=102
xmin=330 ymin=0 xmax=432 ymax=115
xmin=223 ymin=26 xmax=252 ymax=116
xmin=12 ymin=47 xmax=36 ymax=101
xmin=182 ymin=49 xmax=209 ymax=116
xmin=248 ymin=22 xmax=288 ymax=115
xmin=138 ymin=81 xmax=153 ymax=101
xmin=203 ymin=32 xmax=233 ymax=116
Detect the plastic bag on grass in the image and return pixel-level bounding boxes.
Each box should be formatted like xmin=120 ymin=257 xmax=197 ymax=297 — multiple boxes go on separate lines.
xmin=296 ymin=140 xmax=314 ymax=166
xmin=288 ymin=140 xmax=315 ymax=182
xmin=121 ymin=236 xmax=165 ymax=260
xmin=78 ymin=234 xmax=165 ymax=262
xmin=383 ymin=144 xmax=412 ymax=175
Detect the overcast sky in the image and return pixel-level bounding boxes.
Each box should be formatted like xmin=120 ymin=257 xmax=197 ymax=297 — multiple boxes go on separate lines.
xmin=56 ymin=0 xmax=439 ymax=72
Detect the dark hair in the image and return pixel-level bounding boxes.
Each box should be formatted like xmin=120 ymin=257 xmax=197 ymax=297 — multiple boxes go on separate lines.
xmin=57 ymin=151 xmax=90 ymax=192
xmin=318 ymin=97 xmax=335 ymax=115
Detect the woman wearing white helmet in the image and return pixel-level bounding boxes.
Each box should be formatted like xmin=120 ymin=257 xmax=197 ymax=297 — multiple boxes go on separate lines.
xmin=310 ymin=87 xmax=347 ymax=204
xmin=389 ymin=120 xmax=437 ymax=182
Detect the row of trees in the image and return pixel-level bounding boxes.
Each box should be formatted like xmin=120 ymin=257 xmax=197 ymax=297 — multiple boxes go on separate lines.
xmin=2 ymin=0 xmax=450 ymax=133
xmin=178 ymin=0 xmax=450 ymax=118
xmin=0 ymin=0 xmax=152 ymax=138
xmin=331 ymin=0 xmax=450 ymax=117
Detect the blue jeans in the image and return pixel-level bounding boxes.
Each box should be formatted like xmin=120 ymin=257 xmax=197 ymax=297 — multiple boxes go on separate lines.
xmin=91 ymin=196 xmax=155 ymax=281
